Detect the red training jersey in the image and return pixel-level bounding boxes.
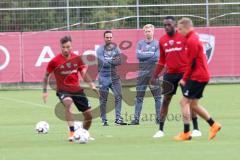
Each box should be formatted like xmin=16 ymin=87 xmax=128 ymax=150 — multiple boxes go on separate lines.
xmin=46 ymin=52 xmax=86 ymax=93
xmin=157 ymin=31 xmax=188 ymax=74
xmin=182 ymin=31 xmax=210 ymax=82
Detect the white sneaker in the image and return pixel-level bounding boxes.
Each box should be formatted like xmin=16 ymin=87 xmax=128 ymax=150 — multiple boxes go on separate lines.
xmin=191 ymin=129 xmax=202 ymax=137
xmin=153 ymin=130 xmax=165 ymax=138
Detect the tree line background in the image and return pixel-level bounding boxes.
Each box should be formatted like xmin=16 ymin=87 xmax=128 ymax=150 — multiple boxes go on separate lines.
xmin=0 ymin=0 xmax=240 ymax=32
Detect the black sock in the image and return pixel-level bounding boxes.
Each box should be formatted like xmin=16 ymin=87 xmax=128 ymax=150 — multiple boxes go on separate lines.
xmin=159 ymin=122 xmax=164 ymax=131
xmin=69 ymin=126 xmax=74 ymax=132
xmin=184 ymin=124 xmax=190 ymax=133
xmin=207 ymin=118 xmax=215 ymax=126
xmin=192 ymin=117 xmax=199 ymax=130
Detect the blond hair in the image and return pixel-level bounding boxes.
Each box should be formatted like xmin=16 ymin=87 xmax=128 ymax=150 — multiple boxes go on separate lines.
xmin=178 ymin=18 xmax=194 ymax=28
xmin=143 ymin=24 xmax=155 ymax=31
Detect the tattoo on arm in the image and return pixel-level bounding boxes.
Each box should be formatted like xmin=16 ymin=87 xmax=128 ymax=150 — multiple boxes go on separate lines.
xmin=80 ymin=68 xmax=95 ymax=88
xmin=43 ymin=72 xmax=50 ymax=93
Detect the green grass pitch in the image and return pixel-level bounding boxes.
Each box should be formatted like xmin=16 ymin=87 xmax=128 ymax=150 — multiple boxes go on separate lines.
xmin=0 ymin=84 xmax=239 ymax=160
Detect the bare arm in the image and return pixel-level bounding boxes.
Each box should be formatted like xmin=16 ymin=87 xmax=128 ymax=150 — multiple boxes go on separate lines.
xmin=80 ymin=67 xmax=99 ymax=96
xmin=43 ymin=72 xmax=50 ymax=93
xmin=42 ymin=72 xmax=50 ymax=103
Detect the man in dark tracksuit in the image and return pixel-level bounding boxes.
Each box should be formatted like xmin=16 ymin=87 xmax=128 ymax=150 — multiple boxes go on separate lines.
xmin=131 ymin=24 xmax=162 ymax=125
xmin=97 ymin=30 xmax=127 ymax=126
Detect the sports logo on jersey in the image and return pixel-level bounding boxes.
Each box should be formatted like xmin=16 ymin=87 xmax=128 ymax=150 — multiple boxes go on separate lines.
xmin=60 ymin=94 xmax=65 ymax=100
xmin=66 ymin=62 xmax=71 ymax=68
xmin=199 ymin=34 xmax=215 ymax=64
xmin=184 ymin=90 xmax=189 ymax=96
xmin=106 ymin=51 xmax=113 ymax=56
xmin=146 ymin=45 xmax=150 ymax=50
xmin=169 ymin=40 xmax=174 ymax=46
xmin=176 ymin=41 xmax=181 ymax=44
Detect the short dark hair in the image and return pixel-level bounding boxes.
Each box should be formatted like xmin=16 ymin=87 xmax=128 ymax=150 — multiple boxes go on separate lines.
xmin=164 ymin=16 xmax=175 ymax=21
xmin=103 ymin=30 xmax=112 ymax=37
xmin=60 ymin=35 xmax=72 ymax=44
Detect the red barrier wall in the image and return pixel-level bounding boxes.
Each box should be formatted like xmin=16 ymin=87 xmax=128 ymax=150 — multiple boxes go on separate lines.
xmin=0 ymin=27 xmax=240 ymax=83
xmin=0 ymin=33 xmax=22 ymax=83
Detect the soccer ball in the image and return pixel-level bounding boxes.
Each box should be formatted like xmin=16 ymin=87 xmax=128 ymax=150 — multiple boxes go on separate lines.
xmin=74 ymin=121 xmax=83 ymax=131
xmin=73 ymin=128 xmax=90 ymax=144
xmin=35 ymin=121 xmax=49 ymax=134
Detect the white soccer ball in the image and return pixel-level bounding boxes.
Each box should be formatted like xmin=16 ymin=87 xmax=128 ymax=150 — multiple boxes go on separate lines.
xmin=74 ymin=121 xmax=83 ymax=131
xmin=35 ymin=121 xmax=49 ymax=134
xmin=73 ymin=128 xmax=90 ymax=144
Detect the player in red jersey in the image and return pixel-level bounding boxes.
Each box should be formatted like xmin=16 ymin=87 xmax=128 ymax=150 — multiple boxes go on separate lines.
xmin=152 ymin=16 xmax=201 ymax=138
xmin=42 ymin=36 xmax=98 ymax=141
xmin=174 ymin=18 xmax=221 ymax=141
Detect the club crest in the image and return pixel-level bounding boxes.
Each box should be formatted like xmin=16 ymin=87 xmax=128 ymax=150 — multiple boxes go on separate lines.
xmin=199 ymin=34 xmax=215 ymax=64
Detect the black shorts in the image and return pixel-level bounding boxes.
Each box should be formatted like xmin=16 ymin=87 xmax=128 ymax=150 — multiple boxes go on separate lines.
xmin=182 ymin=80 xmax=208 ymax=99
xmin=56 ymin=92 xmax=91 ymax=112
xmin=163 ymin=73 xmax=184 ymax=95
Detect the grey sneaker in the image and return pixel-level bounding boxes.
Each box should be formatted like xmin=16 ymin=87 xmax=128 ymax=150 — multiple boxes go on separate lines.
xmin=130 ymin=119 xmax=140 ymax=125
xmin=115 ymin=118 xmax=127 ymax=125
xmin=155 ymin=118 xmax=160 ymax=124
xmin=102 ymin=120 xmax=109 ymax=126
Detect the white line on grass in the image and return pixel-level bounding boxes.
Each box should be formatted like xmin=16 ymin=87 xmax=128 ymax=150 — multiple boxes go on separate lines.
xmin=0 ymin=97 xmax=52 ymax=108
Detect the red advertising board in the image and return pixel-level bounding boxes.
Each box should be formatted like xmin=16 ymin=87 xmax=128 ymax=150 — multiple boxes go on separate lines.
xmin=0 ymin=33 xmax=22 ymax=83
xmin=1 ymin=27 xmax=240 ymax=83
xmin=196 ymin=27 xmax=240 ymax=77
